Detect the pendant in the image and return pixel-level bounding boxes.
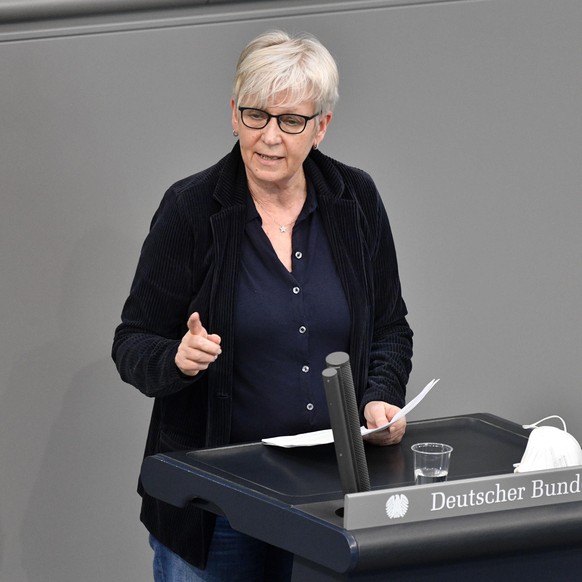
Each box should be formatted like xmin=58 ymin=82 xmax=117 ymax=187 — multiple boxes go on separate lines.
xmin=279 ymin=225 xmax=287 ymax=233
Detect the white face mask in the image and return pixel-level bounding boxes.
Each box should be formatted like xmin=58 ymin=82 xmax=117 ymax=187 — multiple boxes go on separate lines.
xmin=514 ymin=415 xmax=582 ymax=473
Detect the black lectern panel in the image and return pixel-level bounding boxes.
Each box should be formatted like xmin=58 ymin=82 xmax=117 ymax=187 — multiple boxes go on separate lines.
xmin=140 ymin=414 xmax=582 ymax=581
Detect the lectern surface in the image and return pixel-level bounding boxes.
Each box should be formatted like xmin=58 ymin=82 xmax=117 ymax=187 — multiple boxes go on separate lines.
xmin=179 ymin=413 xmax=527 ymax=504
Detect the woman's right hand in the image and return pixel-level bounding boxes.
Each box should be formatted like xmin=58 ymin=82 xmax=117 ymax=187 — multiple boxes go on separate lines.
xmin=175 ymin=312 xmax=222 ymax=376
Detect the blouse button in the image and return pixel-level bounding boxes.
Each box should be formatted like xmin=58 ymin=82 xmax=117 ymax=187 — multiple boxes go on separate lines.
xmin=295 ymin=251 xmax=303 ymax=259
xmin=306 ymin=403 xmax=314 ymax=411
xmin=292 ymin=286 xmax=300 ymax=294
xmin=299 ymin=326 xmax=307 ymax=334
xmin=302 ymin=365 xmax=310 ymax=373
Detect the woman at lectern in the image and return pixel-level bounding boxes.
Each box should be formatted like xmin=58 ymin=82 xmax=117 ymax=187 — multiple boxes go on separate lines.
xmin=112 ymin=30 xmax=413 ymax=582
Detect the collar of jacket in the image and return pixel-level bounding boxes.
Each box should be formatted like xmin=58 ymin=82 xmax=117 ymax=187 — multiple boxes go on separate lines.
xmin=211 ymin=142 xmax=347 ymax=208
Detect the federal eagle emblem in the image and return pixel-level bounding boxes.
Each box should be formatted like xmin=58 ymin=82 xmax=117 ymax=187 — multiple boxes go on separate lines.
xmin=385 ymin=494 xmax=409 ymax=519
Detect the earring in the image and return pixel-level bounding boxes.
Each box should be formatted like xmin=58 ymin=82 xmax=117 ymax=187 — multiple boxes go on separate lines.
xmin=233 ymin=130 xmax=239 ymax=137
xmin=313 ymin=143 xmax=318 ymax=150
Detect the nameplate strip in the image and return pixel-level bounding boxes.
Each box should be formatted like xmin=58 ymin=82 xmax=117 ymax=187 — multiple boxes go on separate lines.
xmin=344 ymin=467 xmax=582 ymax=530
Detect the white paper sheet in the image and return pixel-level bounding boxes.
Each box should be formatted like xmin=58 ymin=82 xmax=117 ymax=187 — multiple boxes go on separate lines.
xmin=261 ymin=378 xmax=439 ymax=448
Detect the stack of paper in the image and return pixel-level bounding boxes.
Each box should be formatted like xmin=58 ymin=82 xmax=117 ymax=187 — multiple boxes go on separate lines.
xmin=262 ymin=378 xmax=439 ymax=448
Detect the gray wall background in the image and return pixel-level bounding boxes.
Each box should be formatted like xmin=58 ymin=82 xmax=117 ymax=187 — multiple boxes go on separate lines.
xmin=1 ymin=0 xmax=581 ymax=580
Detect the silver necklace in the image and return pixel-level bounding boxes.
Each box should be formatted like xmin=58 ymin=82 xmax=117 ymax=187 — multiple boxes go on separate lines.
xmin=251 ymin=195 xmax=298 ymax=234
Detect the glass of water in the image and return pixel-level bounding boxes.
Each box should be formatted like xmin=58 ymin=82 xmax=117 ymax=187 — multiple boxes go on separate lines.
xmin=411 ymin=442 xmax=453 ymax=485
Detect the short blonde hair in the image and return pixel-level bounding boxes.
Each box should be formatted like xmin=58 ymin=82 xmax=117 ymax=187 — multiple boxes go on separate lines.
xmin=232 ymin=30 xmax=339 ymax=114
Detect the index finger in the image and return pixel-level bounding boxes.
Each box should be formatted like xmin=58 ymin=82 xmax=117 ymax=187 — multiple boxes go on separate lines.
xmin=187 ymin=312 xmax=207 ymax=337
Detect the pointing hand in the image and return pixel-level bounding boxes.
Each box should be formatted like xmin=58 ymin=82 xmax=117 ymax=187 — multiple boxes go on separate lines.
xmin=175 ymin=312 xmax=222 ymax=376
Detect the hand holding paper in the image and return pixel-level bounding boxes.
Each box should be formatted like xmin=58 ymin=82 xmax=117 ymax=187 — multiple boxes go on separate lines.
xmin=362 ymin=401 xmax=406 ymax=445
xmin=262 ymin=378 xmax=440 ymax=448
xmin=361 ymin=378 xmax=440 ymax=437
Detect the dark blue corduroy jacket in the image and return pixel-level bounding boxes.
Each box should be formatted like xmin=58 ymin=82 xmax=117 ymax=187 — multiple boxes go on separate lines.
xmin=112 ymin=143 xmax=413 ymax=567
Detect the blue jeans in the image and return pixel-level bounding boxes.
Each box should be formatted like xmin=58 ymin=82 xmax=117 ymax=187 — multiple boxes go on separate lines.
xmin=149 ymin=516 xmax=293 ymax=582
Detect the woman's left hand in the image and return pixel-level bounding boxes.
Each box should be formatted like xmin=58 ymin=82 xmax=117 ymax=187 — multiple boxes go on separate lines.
xmin=363 ymin=401 xmax=406 ymax=446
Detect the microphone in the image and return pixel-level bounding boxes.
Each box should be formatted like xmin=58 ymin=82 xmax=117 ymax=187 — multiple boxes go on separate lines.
xmin=322 ymin=352 xmax=371 ymax=494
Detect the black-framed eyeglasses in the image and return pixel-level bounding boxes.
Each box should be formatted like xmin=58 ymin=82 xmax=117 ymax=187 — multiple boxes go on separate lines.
xmin=238 ymin=107 xmax=319 ymax=135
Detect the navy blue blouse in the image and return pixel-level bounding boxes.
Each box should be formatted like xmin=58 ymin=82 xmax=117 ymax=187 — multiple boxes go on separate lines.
xmin=231 ymin=182 xmax=351 ymax=442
